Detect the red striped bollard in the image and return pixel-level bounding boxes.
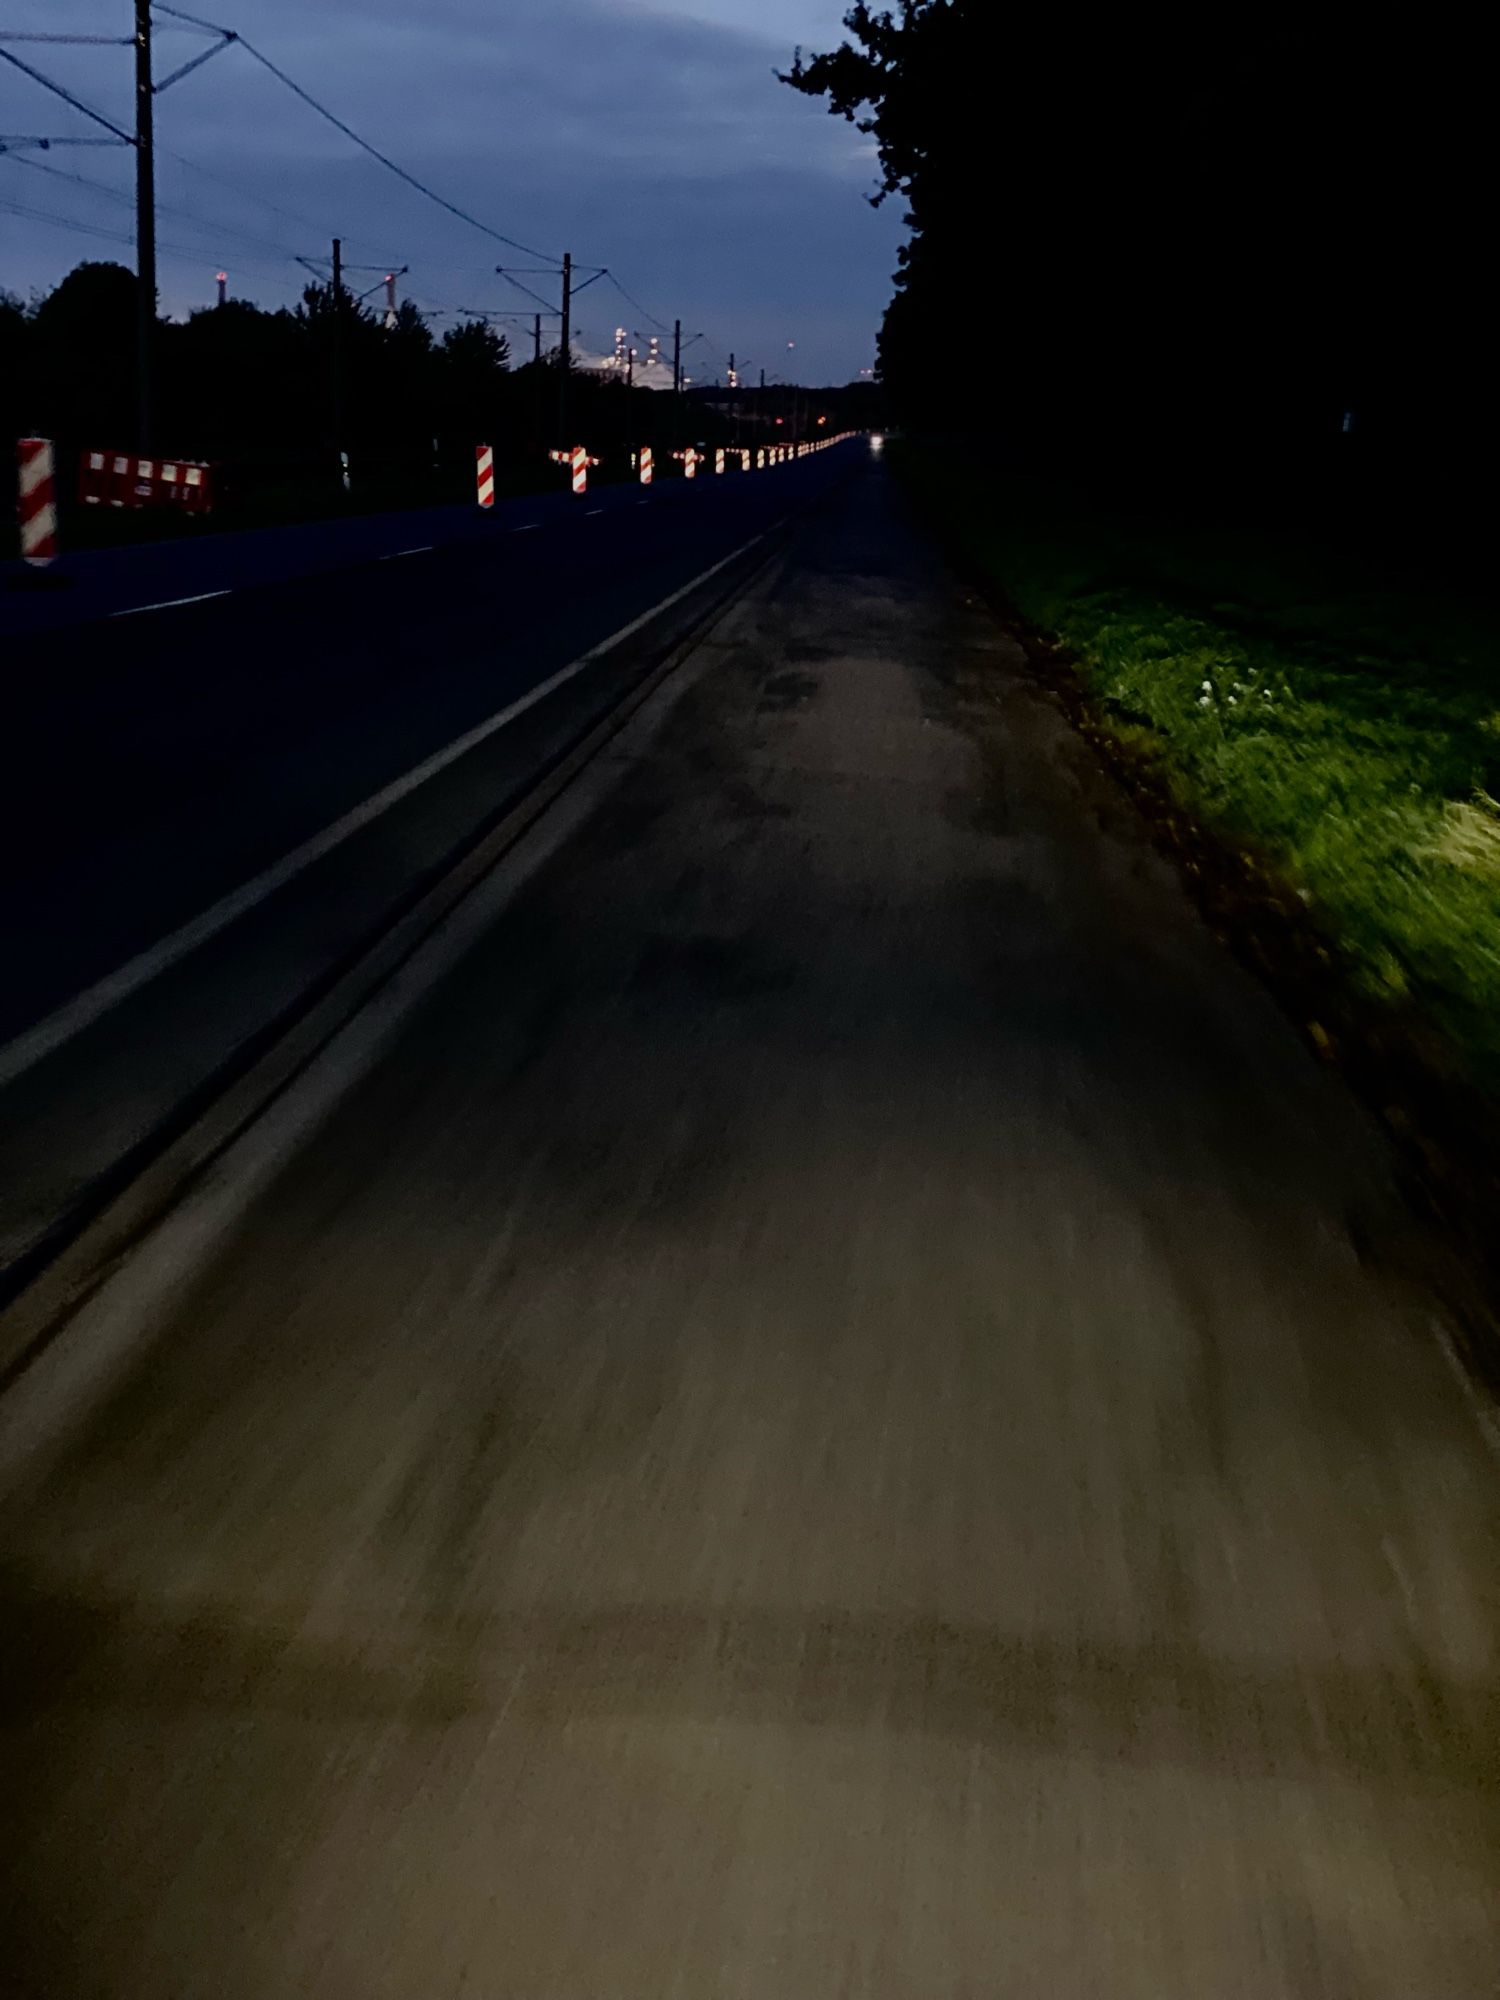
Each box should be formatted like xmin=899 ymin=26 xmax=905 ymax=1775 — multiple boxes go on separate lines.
xmin=18 ymin=437 xmax=58 ymax=566
xmin=639 ymin=446 xmax=654 ymax=486
xmin=475 ymin=443 xmax=494 ymax=509
xmin=714 ymin=447 xmax=726 ymax=475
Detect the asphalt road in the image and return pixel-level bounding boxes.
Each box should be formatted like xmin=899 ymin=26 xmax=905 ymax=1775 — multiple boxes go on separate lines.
xmin=3 ymin=463 xmax=1498 ymax=1996
xmin=0 ymin=451 xmax=844 ymax=1044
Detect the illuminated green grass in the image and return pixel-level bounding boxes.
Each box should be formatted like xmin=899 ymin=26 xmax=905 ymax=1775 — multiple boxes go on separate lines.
xmin=896 ymin=443 xmax=1500 ymax=1088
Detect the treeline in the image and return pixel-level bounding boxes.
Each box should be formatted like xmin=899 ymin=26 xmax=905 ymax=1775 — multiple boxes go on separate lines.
xmin=1 ymin=260 xmax=671 ymax=477
xmin=785 ymin=5 xmax=1492 ymax=517
xmin=4 ymin=261 xmax=884 ymax=520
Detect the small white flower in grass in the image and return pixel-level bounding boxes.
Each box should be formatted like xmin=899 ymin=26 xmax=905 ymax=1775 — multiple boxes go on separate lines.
xmin=1198 ymin=694 xmax=1212 ymax=708
xmin=1201 ymin=679 xmax=1213 ymax=693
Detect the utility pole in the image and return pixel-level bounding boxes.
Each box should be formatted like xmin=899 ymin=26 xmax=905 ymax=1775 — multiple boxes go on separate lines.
xmin=533 ymin=312 xmax=542 ymax=364
xmin=671 ymin=317 xmax=683 ymax=451
xmin=331 ymin=236 xmax=349 ymax=492
xmin=216 ymin=269 xmax=227 ymax=308
xmin=557 ymin=250 xmax=572 ymax=443
xmin=134 ymin=0 xmax=156 ymax=450
xmin=383 ymin=270 xmax=398 ymax=330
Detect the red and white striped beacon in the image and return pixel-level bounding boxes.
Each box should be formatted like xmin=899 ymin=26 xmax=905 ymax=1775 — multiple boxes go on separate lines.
xmin=639 ymin=446 xmax=654 ymax=486
xmin=17 ymin=437 xmax=58 ymax=566
xmin=714 ymin=447 xmax=726 ymax=475
xmin=549 ymin=446 xmax=597 ymax=494
xmin=475 ymin=443 xmax=494 ymax=509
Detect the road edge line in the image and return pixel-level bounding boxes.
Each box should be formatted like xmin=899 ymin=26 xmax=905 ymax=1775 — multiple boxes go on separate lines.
xmin=0 ymin=533 xmax=788 ymax=1481
xmin=0 ymin=527 xmax=775 ymax=1090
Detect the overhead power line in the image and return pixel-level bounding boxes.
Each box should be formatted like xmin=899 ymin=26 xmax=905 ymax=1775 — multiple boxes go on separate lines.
xmin=3 ymin=7 xmax=744 ymax=412
xmin=0 ymin=32 xmax=132 ymax=45
xmin=153 ymin=2 xmax=555 ymax=261
xmin=602 ymin=269 xmax=673 ymax=336
xmin=2 ymin=149 xmax=314 ymax=262
xmin=0 ymin=44 xmax=134 ymax=143
xmin=0 ymin=190 xmax=289 ymax=282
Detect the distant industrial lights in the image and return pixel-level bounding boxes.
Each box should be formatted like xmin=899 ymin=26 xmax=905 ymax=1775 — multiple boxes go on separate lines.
xmin=869 ymin=432 xmax=885 ymax=454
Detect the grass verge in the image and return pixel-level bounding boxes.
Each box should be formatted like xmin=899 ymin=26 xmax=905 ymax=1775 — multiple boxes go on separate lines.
xmin=895 ymin=440 xmax=1500 ymax=1101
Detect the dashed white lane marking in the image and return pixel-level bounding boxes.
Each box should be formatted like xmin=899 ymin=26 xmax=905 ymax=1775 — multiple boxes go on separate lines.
xmin=379 ymin=545 xmax=433 ymax=561
xmin=111 ymin=589 xmax=231 ymax=617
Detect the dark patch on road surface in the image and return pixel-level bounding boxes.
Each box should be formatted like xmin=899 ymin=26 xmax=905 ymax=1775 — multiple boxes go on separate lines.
xmin=627 ymin=932 xmax=795 ymax=1006
xmin=757 ymin=669 xmax=820 ymax=713
xmin=587 ymin=791 xmax=668 ymax=851
xmin=3 ymin=1572 xmax=1497 ymax=1797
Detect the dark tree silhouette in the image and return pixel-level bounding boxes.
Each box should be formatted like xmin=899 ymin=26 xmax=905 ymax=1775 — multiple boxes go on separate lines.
xmin=785 ymin=3 xmax=1492 ymax=499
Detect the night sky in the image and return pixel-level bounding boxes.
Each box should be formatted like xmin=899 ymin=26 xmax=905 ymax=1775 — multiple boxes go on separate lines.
xmin=1 ymin=0 xmax=901 ymax=384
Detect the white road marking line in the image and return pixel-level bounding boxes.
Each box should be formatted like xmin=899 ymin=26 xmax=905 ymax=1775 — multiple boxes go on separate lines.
xmin=379 ymin=545 xmax=433 ymax=560
xmin=111 ymin=589 xmax=231 ymax=618
xmin=0 ymin=624 xmax=744 ymax=1491
xmin=0 ymin=525 xmax=777 ymax=1088
xmin=511 ymin=523 xmax=540 ymax=532
xmin=585 ymin=508 xmax=604 ymax=517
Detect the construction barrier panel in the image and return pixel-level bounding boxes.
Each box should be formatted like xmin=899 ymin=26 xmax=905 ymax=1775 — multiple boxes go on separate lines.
xmin=77 ymin=449 xmax=215 ymax=514
xmin=476 ymin=443 xmax=494 ymax=509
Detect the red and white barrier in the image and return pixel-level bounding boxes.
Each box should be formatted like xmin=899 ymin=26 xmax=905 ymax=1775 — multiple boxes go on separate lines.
xmin=17 ymin=437 xmax=57 ymax=565
xmin=714 ymin=447 xmax=726 ymax=475
xmin=476 ymin=443 xmax=494 ymax=509
xmin=674 ymin=447 xmax=703 ymax=480
xmin=639 ymin=446 xmax=654 ymax=486
xmin=77 ymin=449 xmax=215 ymax=514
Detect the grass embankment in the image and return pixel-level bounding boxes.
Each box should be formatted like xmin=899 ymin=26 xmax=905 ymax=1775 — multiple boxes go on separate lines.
xmin=896 ymin=442 xmax=1500 ymax=1095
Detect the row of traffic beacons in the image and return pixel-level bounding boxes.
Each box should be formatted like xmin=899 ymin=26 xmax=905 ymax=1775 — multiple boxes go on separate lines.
xmin=473 ymin=431 xmax=860 ymax=506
